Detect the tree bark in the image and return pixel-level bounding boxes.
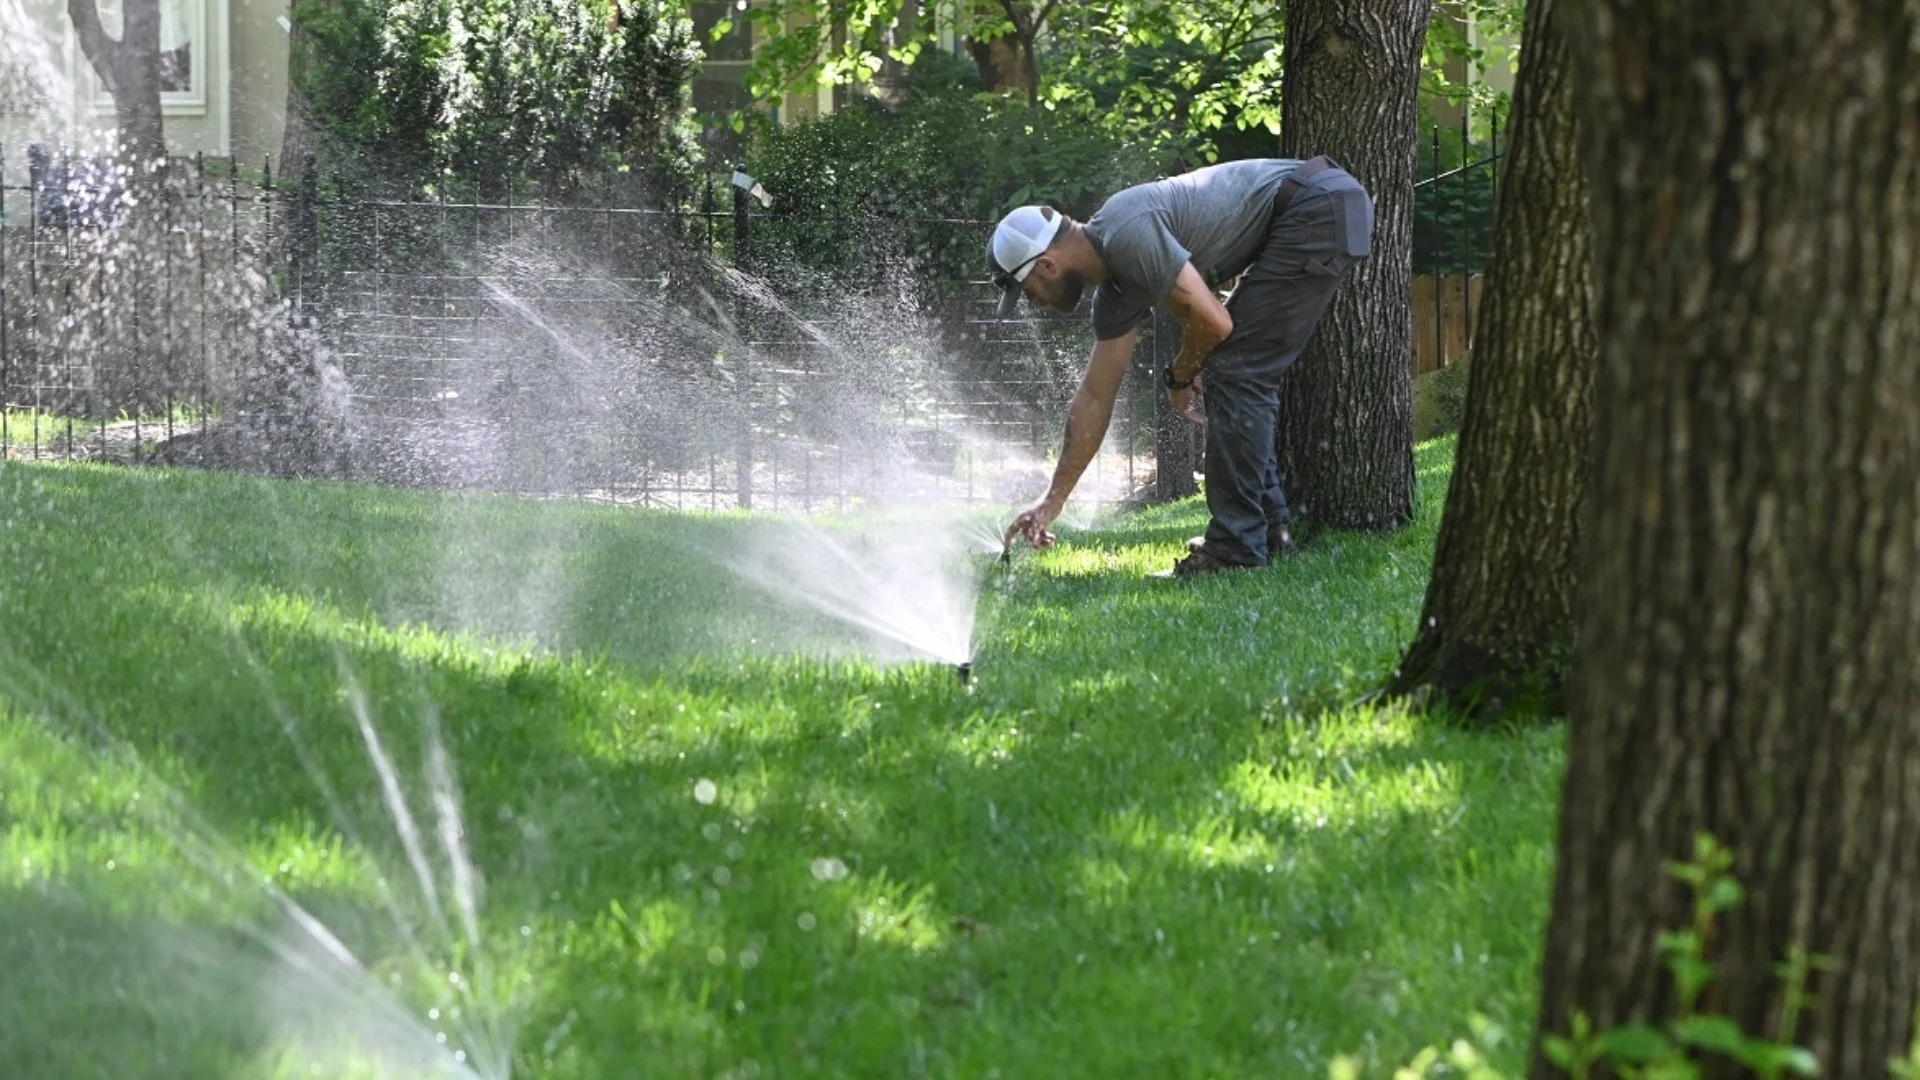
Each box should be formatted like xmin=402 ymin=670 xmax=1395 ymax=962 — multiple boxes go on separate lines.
xmin=964 ymin=0 xmax=1041 ymax=103
xmin=69 ymin=0 xmax=167 ymax=166
xmin=1532 ymin=0 xmax=1920 ymax=1075
xmin=1273 ymin=0 xmax=1431 ymax=534
xmin=1384 ymin=0 xmax=1594 ymax=718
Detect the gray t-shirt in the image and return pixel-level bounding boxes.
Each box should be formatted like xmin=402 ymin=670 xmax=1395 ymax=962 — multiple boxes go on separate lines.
xmin=1084 ymin=158 xmax=1303 ymax=340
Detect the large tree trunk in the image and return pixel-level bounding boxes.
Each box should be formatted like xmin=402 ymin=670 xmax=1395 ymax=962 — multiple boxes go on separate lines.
xmin=1531 ymin=0 xmax=1920 ymax=1075
xmin=1384 ymin=0 xmax=1594 ymax=717
xmin=68 ymin=0 xmax=166 ymax=167
xmin=1273 ymin=0 xmax=1431 ymax=534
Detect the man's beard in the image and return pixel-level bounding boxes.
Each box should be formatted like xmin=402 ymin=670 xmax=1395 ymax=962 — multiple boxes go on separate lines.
xmin=1043 ymin=269 xmax=1086 ymax=313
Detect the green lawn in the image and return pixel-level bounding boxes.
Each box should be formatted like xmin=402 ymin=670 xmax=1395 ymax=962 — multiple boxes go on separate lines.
xmin=0 ymin=436 xmax=1564 ymax=1079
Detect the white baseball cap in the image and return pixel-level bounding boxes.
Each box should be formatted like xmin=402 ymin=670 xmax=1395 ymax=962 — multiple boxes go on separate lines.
xmin=987 ymin=205 xmax=1063 ymax=316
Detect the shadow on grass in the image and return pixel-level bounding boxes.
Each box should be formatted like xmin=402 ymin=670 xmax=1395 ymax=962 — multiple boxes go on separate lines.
xmin=1 ymin=584 xmax=1553 ymax=1079
xmin=0 ymin=437 xmax=1553 ymax=1079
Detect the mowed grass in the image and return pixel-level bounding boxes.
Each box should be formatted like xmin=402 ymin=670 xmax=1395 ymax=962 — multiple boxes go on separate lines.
xmin=0 ymin=436 xmax=1564 ymax=1079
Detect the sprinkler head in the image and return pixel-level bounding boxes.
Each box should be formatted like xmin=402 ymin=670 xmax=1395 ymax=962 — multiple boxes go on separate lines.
xmin=955 ymin=661 xmax=972 ymax=685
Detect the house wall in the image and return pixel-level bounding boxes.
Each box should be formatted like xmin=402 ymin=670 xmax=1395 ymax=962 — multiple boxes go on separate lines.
xmin=0 ymin=0 xmax=294 ymax=177
xmin=227 ymin=0 xmax=288 ymax=164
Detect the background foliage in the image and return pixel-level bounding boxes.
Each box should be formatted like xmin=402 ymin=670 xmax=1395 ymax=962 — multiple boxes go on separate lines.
xmin=291 ymin=0 xmax=705 ymax=201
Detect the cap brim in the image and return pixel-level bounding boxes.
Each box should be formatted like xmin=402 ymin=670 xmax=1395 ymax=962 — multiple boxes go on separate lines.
xmin=995 ymin=283 xmax=1023 ymax=318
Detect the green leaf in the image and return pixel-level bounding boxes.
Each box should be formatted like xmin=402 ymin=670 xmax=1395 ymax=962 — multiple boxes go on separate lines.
xmin=1671 ymin=955 xmax=1717 ymax=1002
xmin=1672 ymin=1015 xmax=1746 ymax=1054
xmin=1733 ymin=1044 xmax=1819 ymax=1077
xmin=1663 ymin=859 xmax=1708 ymax=886
xmin=1542 ymin=1035 xmax=1577 ymax=1068
xmin=1706 ymin=877 xmax=1746 ymax=911
xmin=1656 ymin=930 xmax=1700 ymax=956
xmin=1597 ymin=1024 xmax=1676 ymax=1063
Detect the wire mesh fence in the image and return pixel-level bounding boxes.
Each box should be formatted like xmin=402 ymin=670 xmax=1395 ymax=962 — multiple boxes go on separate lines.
xmin=0 ymin=136 xmax=1496 ymax=511
xmin=0 ymin=148 xmax=290 ymax=466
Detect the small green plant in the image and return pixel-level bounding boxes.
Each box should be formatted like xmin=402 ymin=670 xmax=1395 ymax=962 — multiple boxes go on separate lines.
xmin=1335 ymin=833 xmax=1827 ymax=1080
xmin=1543 ymin=833 xmax=1823 ymax=1080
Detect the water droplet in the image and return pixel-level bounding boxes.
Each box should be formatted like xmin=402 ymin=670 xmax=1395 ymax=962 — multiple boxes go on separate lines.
xmin=448 ymin=971 xmax=462 ymax=985
xmin=809 ymin=856 xmax=848 ymax=882
xmin=707 ymin=946 xmax=726 ymax=965
xmin=429 ymin=1008 xmax=441 ymax=1020
xmin=455 ymin=1051 xmax=467 ymax=1064
xmin=702 ymin=823 xmax=723 ymax=842
xmin=797 ymin=912 xmax=817 ymax=932
xmin=106 ymin=860 xmax=116 ymax=871
xmin=521 ymin=925 xmax=532 ymax=937
xmin=739 ymin=948 xmax=759 ymax=969
xmin=436 ymin=1032 xmax=448 ymax=1044
xmin=694 ymin=779 xmax=718 ymax=804
xmin=712 ymin=866 xmax=732 ymax=887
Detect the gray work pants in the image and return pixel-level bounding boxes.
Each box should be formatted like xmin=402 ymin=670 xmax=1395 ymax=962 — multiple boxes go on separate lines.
xmin=1196 ymin=160 xmax=1373 ymax=566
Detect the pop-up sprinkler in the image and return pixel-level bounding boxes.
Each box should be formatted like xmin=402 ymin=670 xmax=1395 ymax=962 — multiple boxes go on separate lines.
xmin=956 ymin=661 xmax=972 ymax=685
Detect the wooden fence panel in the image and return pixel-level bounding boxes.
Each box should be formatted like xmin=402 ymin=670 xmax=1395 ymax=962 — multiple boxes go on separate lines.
xmin=1413 ymin=273 xmax=1484 ymax=375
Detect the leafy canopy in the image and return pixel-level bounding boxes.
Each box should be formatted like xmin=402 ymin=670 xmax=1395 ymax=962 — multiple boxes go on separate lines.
xmin=713 ymin=0 xmax=1518 ymax=169
xmin=293 ymin=0 xmax=703 ymax=198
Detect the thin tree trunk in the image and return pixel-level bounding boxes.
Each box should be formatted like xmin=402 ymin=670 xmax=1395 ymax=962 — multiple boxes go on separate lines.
xmin=1384 ymin=0 xmax=1594 ymax=717
xmin=964 ymin=0 xmax=1039 ymax=101
xmin=69 ymin=0 xmax=166 ymax=167
xmin=1273 ymin=0 xmax=1431 ymax=534
xmin=1532 ymin=0 xmax=1920 ymax=1074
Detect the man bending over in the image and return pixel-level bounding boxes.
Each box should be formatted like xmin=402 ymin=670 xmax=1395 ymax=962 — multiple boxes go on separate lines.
xmin=992 ymin=155 xmax=1373 ymax=576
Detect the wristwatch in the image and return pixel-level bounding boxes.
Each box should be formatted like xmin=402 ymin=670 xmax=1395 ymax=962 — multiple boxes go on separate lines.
xmin=1163 ymin=364 xmax=1194 ymax=390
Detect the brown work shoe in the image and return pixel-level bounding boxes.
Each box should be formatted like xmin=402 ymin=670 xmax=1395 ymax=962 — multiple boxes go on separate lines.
xmin=1190 ymin=529 xmax=1296 ymax=559
xmin=1161 ymin=547 xmax=1255 ymax=578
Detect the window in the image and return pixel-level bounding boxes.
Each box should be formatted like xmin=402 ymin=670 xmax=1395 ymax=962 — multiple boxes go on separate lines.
xmin=81 ymin=0 xmax=208 ymax=114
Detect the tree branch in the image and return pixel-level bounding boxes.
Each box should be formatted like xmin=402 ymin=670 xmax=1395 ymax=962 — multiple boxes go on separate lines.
xmin=67 ymin=0 xmax=120 ymax=94
xmin=1032 ymin=0 xmax=1061 ymax=37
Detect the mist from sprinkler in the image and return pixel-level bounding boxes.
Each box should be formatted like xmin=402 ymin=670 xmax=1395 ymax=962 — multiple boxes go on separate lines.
xmin=0 ymin=10 xmax=1149 ymax=1064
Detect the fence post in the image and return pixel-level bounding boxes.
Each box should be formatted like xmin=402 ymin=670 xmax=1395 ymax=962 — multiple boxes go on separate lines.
xmin=26 ymin=145 xmax=41 ymax=457
xmin=1430 ymin=126 xmax=1443 ymax=373
xmin=1460 ymin=111 xmax=1472 ymax=350
xmin=732 ymin=163 xmax=753 ymax=511
xmin=1152 ymin=306 xmax=1196 ymax=500
xmin=296 ymin=151 xmax=318 ymax=325
xmin=1489 ymin=102 xmax=1501 ymax=228
xmin=1 ymin=141 xmax=8 ymax=456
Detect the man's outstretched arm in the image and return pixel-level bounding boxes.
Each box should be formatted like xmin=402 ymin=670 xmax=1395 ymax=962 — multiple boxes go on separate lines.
xmin=1004 ymin=327 xmax=1137 ymax=549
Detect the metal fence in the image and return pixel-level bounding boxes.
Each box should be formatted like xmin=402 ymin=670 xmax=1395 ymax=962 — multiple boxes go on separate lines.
xmin=1413 ymin=109 xmax=1503 ymax=374
xmin=0 ymin=130 xmax=1497 ymax=511
xmin=0 ymin=147 xmax=290 ymax=465
xmin=0 ymin=148 xmax=1190 ymax=511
